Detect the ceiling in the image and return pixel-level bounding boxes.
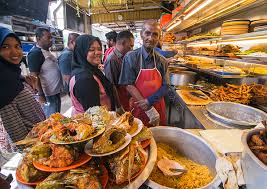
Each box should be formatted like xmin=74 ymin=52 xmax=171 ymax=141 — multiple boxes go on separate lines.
xmin=72 ymin=0 xmax=163 ymax=32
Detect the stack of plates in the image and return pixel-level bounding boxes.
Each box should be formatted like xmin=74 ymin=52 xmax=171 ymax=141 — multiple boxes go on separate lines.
xmin=251 ymin=19 xmax=267 ymax=32
xmin=221 ymin=19 xmax=250 ymax=35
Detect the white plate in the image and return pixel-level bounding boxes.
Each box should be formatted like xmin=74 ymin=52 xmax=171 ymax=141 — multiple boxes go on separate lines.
xmin=84 ymin=133 xmax=132 ymax=157
xmin=130 ymin=118 xmax=144 ymax=137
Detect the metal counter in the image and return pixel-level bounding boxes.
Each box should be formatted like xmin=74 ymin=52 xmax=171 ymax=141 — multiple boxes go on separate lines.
xmin=173 ymin=91 xmax=228 ymax=130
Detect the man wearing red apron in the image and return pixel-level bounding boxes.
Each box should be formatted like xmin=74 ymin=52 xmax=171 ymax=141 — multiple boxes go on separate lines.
xmin=119 ymin=20 xmax=169 ymax=127
xmin=104 ymin=31 xmax=135 ymax=111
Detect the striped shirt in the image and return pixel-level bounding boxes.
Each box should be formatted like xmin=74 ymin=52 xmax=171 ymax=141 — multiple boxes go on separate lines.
xmin=0 ymin=85 xmax=45 ymax=143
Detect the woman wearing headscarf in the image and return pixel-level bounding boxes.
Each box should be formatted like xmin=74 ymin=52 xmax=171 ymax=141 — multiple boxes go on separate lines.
xmin=0 ymin=26 xmax=45 ymax=144
xmin=70 ymin=35 xmax=119 ymax=115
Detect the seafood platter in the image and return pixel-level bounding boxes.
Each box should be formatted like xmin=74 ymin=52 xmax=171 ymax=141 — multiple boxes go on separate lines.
xmin=15 ymin=106 xmax=156 ymax=189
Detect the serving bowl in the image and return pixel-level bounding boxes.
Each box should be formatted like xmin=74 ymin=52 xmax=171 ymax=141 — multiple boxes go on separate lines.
xmin=145 ymin=126 xmax=221 ymax=189
xmin=241 ymin=129 xmax=267 ymax=189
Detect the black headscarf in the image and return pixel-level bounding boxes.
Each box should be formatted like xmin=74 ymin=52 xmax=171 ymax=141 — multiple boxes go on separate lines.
xmin=0 ymin=26 xmax=24 ymax=109
xmin=71 ymin=35 xmax=116 ymax=110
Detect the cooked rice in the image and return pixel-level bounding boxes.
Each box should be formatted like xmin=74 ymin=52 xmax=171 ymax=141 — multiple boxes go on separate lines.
xmin=149 ymin=143 xmax=214 ymax=189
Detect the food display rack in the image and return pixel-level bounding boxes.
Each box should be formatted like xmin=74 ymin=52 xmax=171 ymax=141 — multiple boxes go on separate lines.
xmin=163 ymin=0 xmax=267 ymax=129
xmin=0 ymin=15 xmax=64 ymax=53
xmin=162 ymin=0 xmax=267 ymax=82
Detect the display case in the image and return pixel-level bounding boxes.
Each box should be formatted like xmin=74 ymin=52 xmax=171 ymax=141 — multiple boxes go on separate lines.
xmin=0 ymin=15 xmax=64 ymax=53
xmin=162 ymin=0 xmax=267 ymax=85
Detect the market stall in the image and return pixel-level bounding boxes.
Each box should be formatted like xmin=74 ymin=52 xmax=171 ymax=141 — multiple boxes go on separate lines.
xmin=1 ymin=0 xmax=267 ymax=189
xmin=162 ymin=0 xmax=267 ymax=130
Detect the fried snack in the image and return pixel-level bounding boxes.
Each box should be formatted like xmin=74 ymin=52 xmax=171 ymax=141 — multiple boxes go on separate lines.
xmin=249 ymin=121 xmax=267 ymax=166
xmin=250 ymin=145 xmax=267 ymax=151
xmin=250 ymin=83 xmax=267 ymax=105
xmin=251 ymin=134 xmax=265 ymax=146
xmin=257 ymin=152 xmax=267 ymax=164
xmin=210 ymin=83 xmax=253 ymax=104
xmin=163 ymin=32 xmax=176 ymax=43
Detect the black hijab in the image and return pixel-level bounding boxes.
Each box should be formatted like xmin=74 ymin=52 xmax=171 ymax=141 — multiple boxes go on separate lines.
xmin=0 ymin=27 xmax=24 ymax=109
xmin=72 ymin=35 xmax=116 ymax=110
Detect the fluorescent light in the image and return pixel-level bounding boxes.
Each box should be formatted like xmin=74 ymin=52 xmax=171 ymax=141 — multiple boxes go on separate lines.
xmin=218 ymin=39 xmax=267 ymax=45
xmin=183 ymin=0 xmax=202 ymax=13
xmin=166 ymin=20 xmax=182 ymax=32
xmin=187 ymin=42 xmax=217 ymax=47
xmin=140 ymin=6 xmax=159 ymax=10
xmin=184 ymin=0 xmax=214 ymax=20
xmin=199 ymin=0 xmax=247 ymax=22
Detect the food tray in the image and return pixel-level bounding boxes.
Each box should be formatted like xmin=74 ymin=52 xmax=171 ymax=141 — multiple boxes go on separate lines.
xmin=206 ymin=102 xmax=267 ymax=127
xmin=212 ymin=70 xmax=242 ymax=75
xmin=177 ymin=89 xmax=213 ymax=106
xmin=145 ymin=127 xmax=221 ymax=189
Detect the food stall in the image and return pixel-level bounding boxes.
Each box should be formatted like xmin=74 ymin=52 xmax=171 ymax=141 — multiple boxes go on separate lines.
xmin=162 ymin=0 xmax=267 ymax=130
xmin=1 ymin=1 xmax=267 ymax=189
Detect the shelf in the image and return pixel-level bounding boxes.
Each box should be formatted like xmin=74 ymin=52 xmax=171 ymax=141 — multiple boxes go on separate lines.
xmin=21 ymin=41 xmax=35 ymax=44
xmin=222 ymin=30 xmax=267 ymax=40
xmin=14 ymin=30 xmax=35 ymax=35
xmin=182 ymin=64 xmax=249 ymax=79
xmin=186 ymin=54 xmax=267 ymax=65
xmin=167 ymin=30 xmax=267 ymax=46
xmin=164 ymin=0 xmax=262 ymax=32
xmin=162 ymin=42 xmax=186 ymax=46
xmin=52 ymin=36 xmax=63 ymax=39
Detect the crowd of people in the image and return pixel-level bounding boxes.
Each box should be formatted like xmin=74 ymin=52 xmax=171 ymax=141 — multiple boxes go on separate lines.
xmin=0 ymin=19 xmax=176 ymax=152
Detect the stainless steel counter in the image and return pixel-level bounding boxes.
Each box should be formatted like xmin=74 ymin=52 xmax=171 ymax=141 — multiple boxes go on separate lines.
xmin=174 ymin=90 xmax=229 ymax=129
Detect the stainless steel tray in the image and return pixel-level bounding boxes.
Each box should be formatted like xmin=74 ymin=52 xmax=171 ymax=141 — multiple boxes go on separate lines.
xmin=145 ymin=127 xmax=221 ymax=189
xmin=206 ymin=102 xmax=267 ymax=127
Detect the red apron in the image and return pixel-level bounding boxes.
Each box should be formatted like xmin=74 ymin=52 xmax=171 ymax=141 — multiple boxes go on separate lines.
xmin=112 ymin=53 xmax=130 ymax=111
xmin=129 ymin=50 xmax=166 ymax=127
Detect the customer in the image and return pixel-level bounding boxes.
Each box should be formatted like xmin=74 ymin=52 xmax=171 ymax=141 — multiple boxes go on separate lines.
xmin=0 ymin=26 xmax=45 ymax=143
xmin=58 ymin=33 xmax=79 ymax=93
xmin=103 ymin=31 xmax=117 ymax=62
xmin=70 ymin=35 xmax=118 ymax=115
xmin=119 ymin=20 xmax=169 ymax=127
xmin=27 ymin=27 xmax=62 ymax=117
xmin=104 ymin=30 xmax=134 ymax=111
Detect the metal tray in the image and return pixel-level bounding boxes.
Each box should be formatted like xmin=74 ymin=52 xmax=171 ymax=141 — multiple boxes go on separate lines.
xmin=206 ymin=102 xmax=267 ymax=127
xmin=145 ymin=127 xmax=221 ymax=189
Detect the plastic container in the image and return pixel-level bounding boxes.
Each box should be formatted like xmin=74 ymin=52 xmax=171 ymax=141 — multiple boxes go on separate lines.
xmin=160 ymin=14 xmax=172 ymax=28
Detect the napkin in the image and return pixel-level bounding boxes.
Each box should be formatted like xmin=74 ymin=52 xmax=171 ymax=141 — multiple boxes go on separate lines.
xmin=199 ymin=129 xmax=244 ymax=155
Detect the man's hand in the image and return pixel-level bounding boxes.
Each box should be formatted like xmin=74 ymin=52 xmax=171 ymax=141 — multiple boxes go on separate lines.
xmin=135 ymin=99 xmax=150 ymax=111
xmin=145 ymin=107 xmax=160 ymax=126
xmin=166 ymin=57 xmax=177 ymax=64
xmin=38 ymin=96 xmax=46 ymax=104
